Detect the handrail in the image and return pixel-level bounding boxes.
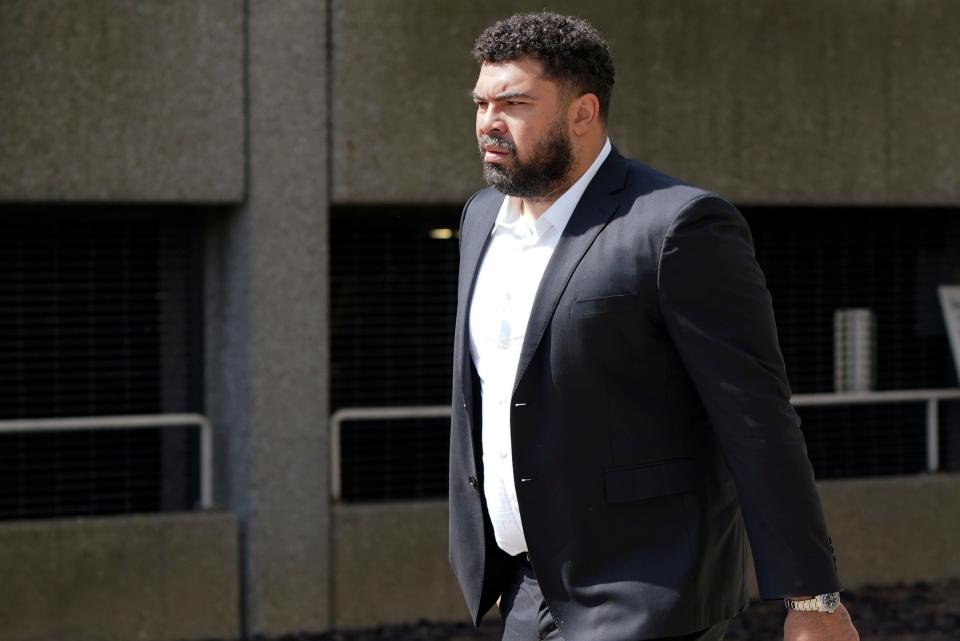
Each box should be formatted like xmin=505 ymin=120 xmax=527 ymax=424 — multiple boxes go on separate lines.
xmin=329 ymin=389 xmax=960 ymax=500
xmin=330 ymin=406 xmax=451 ymax=501
xmin=791 ymin=388 xmax=960 ymax=473
xmin=0 ymin=413 xmax=213 ymax=509
xmin=791 ymin=389 xmax=960 ymax=405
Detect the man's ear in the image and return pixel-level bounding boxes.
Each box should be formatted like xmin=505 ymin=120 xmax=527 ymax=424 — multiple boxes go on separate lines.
xmin=571 ymin=93 xmax=600 ymax=135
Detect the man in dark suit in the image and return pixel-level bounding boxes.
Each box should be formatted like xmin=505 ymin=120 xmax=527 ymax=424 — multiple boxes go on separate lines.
xmin=448 ymin=12 xmax=859 ymax=641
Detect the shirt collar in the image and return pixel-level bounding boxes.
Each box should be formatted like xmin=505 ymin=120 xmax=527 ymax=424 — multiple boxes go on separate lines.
xmin=493 ymin=138 xmax=612 ymax=238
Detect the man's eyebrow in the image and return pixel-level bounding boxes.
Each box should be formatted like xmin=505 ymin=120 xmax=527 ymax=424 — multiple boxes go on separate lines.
xmin=470 ymin=90 xmax=536 ymax=102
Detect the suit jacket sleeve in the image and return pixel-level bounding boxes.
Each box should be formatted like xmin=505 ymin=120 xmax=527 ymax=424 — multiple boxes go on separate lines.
xmin=657 ymin=194 xmax=841 ymax=599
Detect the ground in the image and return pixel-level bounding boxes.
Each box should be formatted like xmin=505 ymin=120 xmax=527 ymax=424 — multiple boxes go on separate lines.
xmin=249 ymin=580 xmax=960 ymax=641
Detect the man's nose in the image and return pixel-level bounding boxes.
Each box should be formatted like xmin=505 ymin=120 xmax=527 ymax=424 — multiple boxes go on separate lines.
xmin=477 ymin=106 xmax=505 ymax=135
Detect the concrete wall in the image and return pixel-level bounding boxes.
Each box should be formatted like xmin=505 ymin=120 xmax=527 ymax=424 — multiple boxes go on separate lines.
xmin=242 ymin=0 xmax=331 ymax=634
xmin=332 ymin=475 xmax=960 ymax=627
xmin=204 ymin=0 xmax=333 ymax=636
xmin=2 ymin=0 xmax=333 ymax=637
xmin=0 ymin=0 xmax=244 ymax=202
xmin=332 ymin=0 xmax=960 ymax=205
xmin=9 ymin=1 xmax=956 ymax=204
xmin=0 ymin=514 xmax=240 ymax=641
xmin=1 ymin=1 xmax=958 ymax=639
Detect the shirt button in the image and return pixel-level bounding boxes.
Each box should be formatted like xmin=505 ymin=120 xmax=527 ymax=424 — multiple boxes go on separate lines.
xmin=468 ymin=475 xmax=478 ymax=489
xmin=500 ymin=451 xmax=508 ymax=460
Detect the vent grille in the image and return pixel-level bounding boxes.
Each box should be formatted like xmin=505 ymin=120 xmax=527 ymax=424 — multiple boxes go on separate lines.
xmin=330 ymin=206 xmax=960 ymax=501
xmin=0 ymin=208 xmax=202 ymax=520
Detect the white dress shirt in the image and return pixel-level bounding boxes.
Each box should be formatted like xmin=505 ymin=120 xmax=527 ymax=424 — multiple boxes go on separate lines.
xmin=468 ymin=139 xmax=612 ymax=555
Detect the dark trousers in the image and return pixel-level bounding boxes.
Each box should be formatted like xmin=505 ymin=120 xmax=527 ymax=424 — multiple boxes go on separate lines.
xmin=498 ymin=557 xmax=729 ymax=641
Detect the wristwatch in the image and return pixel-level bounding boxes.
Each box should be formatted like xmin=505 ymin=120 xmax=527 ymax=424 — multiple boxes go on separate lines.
xmin=783 ymin=592 xmax=841 ymax=613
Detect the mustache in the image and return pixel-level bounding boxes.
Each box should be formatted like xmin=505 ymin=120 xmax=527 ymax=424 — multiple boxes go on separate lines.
xmin=478 ymin=135 xmax=515 ymax=154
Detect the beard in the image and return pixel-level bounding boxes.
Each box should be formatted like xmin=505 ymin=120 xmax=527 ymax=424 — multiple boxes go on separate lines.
xmin=478 ymin=120 xmax=573 ymax=201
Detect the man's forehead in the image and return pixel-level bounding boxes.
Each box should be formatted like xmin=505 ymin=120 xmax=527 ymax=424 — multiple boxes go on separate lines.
xmin=473 ymin=58 xmax=549 ymax=96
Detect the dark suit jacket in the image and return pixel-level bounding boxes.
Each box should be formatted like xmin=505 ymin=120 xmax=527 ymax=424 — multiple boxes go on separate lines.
xmin=448 ymin=148 xmax=840 ymax=641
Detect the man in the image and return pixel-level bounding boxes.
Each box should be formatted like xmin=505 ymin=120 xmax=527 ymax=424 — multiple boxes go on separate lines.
xmin=448 ymin=12 xmax=859 ymax=641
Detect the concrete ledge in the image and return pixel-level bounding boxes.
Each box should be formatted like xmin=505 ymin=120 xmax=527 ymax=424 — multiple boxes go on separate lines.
xmin=332 ymin=0 xmax=960 ymax=205
xmin=0 ymin=0 xmax=244 ymax=202
xmin=0 ymin=512 xmax=240 ymax=641
xmin=819 ymin=474 xmax=960 ymax=589
xmin=333 ymin=500 xmax=466 ymax=628
xmin=332 ymin=474 xmax=960 ymax=627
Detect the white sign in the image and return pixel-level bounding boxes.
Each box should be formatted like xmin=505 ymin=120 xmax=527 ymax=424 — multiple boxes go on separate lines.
xmin=939 ymin=286 xmax=960 ymax=380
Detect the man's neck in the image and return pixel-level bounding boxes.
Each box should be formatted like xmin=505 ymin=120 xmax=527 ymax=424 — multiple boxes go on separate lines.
xmin=520 ymin=191 xmax=564 ymax=219
xmin=520 ymin=136 xmax=606 ymax=219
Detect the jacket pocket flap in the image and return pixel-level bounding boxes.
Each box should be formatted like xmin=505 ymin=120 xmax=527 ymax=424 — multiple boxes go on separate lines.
xmin=604 ymin=458 xmax=699 ymax=503
xmin=571 ymin=292 xmax=638 ymax=318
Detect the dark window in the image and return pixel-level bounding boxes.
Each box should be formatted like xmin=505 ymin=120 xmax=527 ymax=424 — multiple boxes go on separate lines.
xmin=0 ymin=207 xmax=203 ymax=520
xmin=331 ymin=207 xmax=459 ymax=501
xmin=744 ymin=209 xmax=960 ymax=393
xmin=330 ymin=206 xmax=960 ymax=501
xmin=331 ymin=208 xmax=459 ymax=409
xmin=744 ymin=208 xmax=960 ymax=478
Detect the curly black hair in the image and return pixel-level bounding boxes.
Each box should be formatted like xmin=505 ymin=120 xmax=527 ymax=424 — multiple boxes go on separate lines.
xmin=472 ymin=12 xmax=615 ymax=121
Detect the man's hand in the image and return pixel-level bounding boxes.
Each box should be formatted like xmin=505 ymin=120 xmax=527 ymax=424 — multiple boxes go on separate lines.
xmin=784 ymin=603 xmax=859 ymax=641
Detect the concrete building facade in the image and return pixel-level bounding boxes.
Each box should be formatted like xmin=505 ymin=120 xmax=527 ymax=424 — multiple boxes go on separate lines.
xmin=0 ymin=2 xmax=958 ymax=640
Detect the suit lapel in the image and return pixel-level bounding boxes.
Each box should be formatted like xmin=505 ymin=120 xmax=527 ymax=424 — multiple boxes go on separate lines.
xmin=457 ymin=189 xmax=503 ymax=412
xmin=512 ymin=150 xmax=630 ymax=394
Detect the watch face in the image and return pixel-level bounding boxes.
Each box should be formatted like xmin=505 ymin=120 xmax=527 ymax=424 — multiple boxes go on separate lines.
xmin=821 ymin=593 xmax=841 ymax=611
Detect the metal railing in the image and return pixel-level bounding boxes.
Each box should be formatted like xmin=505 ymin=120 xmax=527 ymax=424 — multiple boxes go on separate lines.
xmin=791 ymin=388 xmax=960 ymax=473
xmin=330 ymin=388 xmax=960 ymax=500
xmin=330 ymin=406 xmax=451 ymax=501
xmin=0 ymin=413 xmax=214 ymax=509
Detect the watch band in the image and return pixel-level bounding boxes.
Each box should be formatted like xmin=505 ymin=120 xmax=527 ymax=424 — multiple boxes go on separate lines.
xmin=783 ymin=592 xmax=841 ymax=613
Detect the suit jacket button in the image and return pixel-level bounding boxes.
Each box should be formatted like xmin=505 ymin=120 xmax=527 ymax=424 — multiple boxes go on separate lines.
xmin=468 ymin=475 xmax=478 ymax=489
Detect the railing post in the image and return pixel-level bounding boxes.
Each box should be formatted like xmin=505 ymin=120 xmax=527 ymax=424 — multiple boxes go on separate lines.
xmin=331 ymin=412 xmax=343 ymax=501
xmin=926 ymin=397 xmax=940 ymax=473
xmin=199 ymin=416 xmax=214 ymax=509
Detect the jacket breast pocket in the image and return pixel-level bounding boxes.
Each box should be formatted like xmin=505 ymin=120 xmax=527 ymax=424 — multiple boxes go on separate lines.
xmin=603 ymin=458 xmax=700 ymax=503
xmin=570 ymin=292 xmax=638 ymax=319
